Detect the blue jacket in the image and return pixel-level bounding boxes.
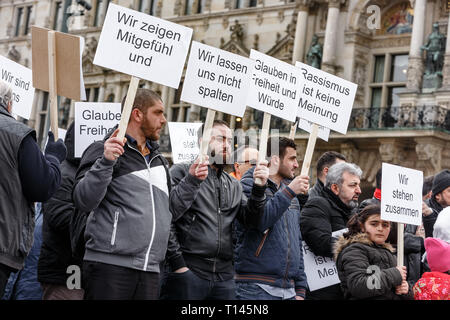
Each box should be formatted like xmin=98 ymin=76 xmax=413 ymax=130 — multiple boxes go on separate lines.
xmin=234 ymin=167 xmax=308 ymax=297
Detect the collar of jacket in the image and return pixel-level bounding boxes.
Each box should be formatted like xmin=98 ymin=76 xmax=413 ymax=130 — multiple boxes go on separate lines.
xmin=209 ymin=164 xmax=225 ymax=178
xmin=267 ymin=177 xmax=282 ymax=192
xmin=429 ymin=196 xmax=443 ymax=212
xmin=126 ymin=134 xmax=154 ymax=153
xmin=334 ymin=232 xmax=395 ymax=261
xmin=0 ymin=105 xmax=13 ymax=118
xmin=323 ymin=187 xmax=354 ymax=216
xmin=316 ymin=179 xmax=324 ymax=188
xmin=102 ymin=123 xmax=161 ymax=153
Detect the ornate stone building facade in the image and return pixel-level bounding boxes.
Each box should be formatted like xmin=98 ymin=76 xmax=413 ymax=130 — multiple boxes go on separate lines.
xmin=0 ymin=0 xmax=449 ymax=197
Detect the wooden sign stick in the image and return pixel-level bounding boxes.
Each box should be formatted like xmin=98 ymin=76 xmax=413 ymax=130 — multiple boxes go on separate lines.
xmin=255 ymin=112 xmax=271 ymax=185
xmin=199 ymin=108 xmax=216 ymax=163
xmin=397 ymin=223 xmax=404 ymax=267
xmin=289 ymin=119 xmax=298 ymax=140
xmin=117 ymin=76 xmax=140 ymax=141
xmin=300 ymin=123 xmax=319 ymax=177
xmin=48 ymin=31 xmax=58 ymax=140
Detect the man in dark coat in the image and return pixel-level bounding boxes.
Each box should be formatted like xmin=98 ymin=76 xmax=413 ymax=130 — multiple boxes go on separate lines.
xmin=38 ymin=122 xmax=84 ymax=300
xmin=162 ymin=120 xmax=269 ymax=300
xmin=300 ymin=162 xmax=362 ymax=300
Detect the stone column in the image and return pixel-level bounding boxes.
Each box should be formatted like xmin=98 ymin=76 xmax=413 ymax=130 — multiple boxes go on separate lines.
xmin=163 ymin=87 xmax=173 ymax=135
xmin=68 ymin=100 xmax=75 ymax=125
xmin=98 ymin=84 xmax=106 ymax=102
xmin=114 ymin=82 xmax=123 ymax=102
xmin=161 ymin=85 xmax=170 ymax=105
xmin=292 ymin=1 xmax=310 ymax=64
xmin=26 ymin=90 xmax=39 ymax=129
xmin=321 ymin=0 xmax=341 ymax=74
xmin=441 ymin=14 xmax=450 ymax=88
xmin=406 ymin=0 xmax=426 ymax=91
xmin=189 ymin=105 xmax=201 ymax=121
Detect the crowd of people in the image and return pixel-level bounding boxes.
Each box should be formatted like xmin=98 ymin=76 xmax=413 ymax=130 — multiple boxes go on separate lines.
xmin=0 ymin=80 xmax=449 ymax=300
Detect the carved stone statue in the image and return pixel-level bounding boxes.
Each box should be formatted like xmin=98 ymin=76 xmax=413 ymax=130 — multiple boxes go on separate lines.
xmin=7 ymin=45 xmax=21 ymax=63
xmin=421 ymin=22 xmax=446 ymax=76
xmin=230 ymin=20 xmax=244 ymax=42
xmin=306 ymin=34 xmax=322 ymax=69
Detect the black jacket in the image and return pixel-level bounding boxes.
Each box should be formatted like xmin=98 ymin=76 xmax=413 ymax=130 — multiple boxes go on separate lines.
xmin=308 ymin=179 xmax=324 ymax=198
xmin=404 ymin=224 xmax=425 ymax=288
xmin=423 ymin=197 xmax=443 ymax=238
xmin=334 ymin=233 xmax=413 ymax=300
xmin=166 ymin=163 xmax=267 ymax=279
xmin=38 ymin=122 xmax=80 ymax=285
xmin=300 ymin=187 xmax=355 ymax=299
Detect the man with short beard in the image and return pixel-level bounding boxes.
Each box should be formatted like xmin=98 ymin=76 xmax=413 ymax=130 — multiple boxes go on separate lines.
xmin=300 ymin=162 xmax=362 ymax=300
xmin=162 ymin=120 xmax=269 ymax=300
xmin=73 ymin=89 xmax=171 ymax=300
xmin=234 ymin=137 xmax=309 ymax=300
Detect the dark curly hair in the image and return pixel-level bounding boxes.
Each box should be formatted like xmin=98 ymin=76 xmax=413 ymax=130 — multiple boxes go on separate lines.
xmin=343 ymin=204 xmax=396 ymax=245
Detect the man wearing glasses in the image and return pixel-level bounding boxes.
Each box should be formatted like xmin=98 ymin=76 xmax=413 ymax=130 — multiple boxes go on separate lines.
xmin=162 ymin=120 xmax=269 ymax=300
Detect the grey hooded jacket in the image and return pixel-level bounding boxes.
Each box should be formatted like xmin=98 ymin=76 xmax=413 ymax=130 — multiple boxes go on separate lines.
xmin=73 ymin=130 xmax=171 ymax=273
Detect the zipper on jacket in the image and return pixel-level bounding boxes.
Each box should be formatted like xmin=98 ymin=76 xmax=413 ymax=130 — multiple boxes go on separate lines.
xmin=111 ymin=211 xmax=119 ymax=246
xmin=127 ymin=143 xmax=165 ymax=271
xmin=283 ymin=214 xmax=291 ymax=287
xmin=213 ymin=174 xmax=222 ymax=274
xmin=255 ymin=229 xmax=270 ymax=257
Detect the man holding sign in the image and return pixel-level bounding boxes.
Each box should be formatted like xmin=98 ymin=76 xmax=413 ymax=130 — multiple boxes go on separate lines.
xmin=163 ymin=120 xmax=269 ymax=300
xmin=300 ymin=162 xmax=362 ymax=299
xmin=73 ymin=89 xmax=171 ymax=300
xmin=235 ymin=137 xmax=309 ymax=300
xmin=0 ymin=81 xmax=66 ymax=296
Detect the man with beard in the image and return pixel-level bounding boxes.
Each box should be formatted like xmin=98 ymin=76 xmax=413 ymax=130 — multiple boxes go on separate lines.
xmin=230 ymin=146 xmax=259 ymax=180
xmin=162 ymin=120 xmax=269 ymax=300
xmin=234 ymin=137 xmax=309 ymax=300
xmin=73 ymin=89 xmax=171 ymax=300
xmin=300 ymin=162 xmax=362 ymax=300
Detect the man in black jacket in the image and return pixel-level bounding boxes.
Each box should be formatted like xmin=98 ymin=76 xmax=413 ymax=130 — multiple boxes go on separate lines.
xmin=300 ymin=162 xmax=362 ymax=300
xmin=309 ymin=151 xmax=346 ymax=198
xmin=162 ymin=120 xmax=269 ymax=300
xmin=37 ymin=122 xmax=84 ymax=300
xmin=0 ymin=81 xmax=66 ymax=296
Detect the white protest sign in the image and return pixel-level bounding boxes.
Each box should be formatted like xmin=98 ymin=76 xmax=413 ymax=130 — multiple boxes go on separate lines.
xmin=303 ymin=228 xmax=347 ymax=291
xmin=181 ymin=41 xmax=254 ymax=118
xmin=74 ymin=102 xmax=121 ymax=157
xmin=381 ymin=163 xmax=423 ymax=226
xmin=295 ymin=62 xmax=357 ymax=134
xmin=0 ymin=55 xmax=35 ymax=119
xmin=57 ymin=128 xmax=67 ymax=142
xmin=93 ymin=3 xmax=193 ymax=88
xmin=298 ymin=118 xmax=330 ymax=142
xmin=168 ymin=122 xmax=203 ymax=164
xmin=247 ymin=50 xmax=301 ymax=122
